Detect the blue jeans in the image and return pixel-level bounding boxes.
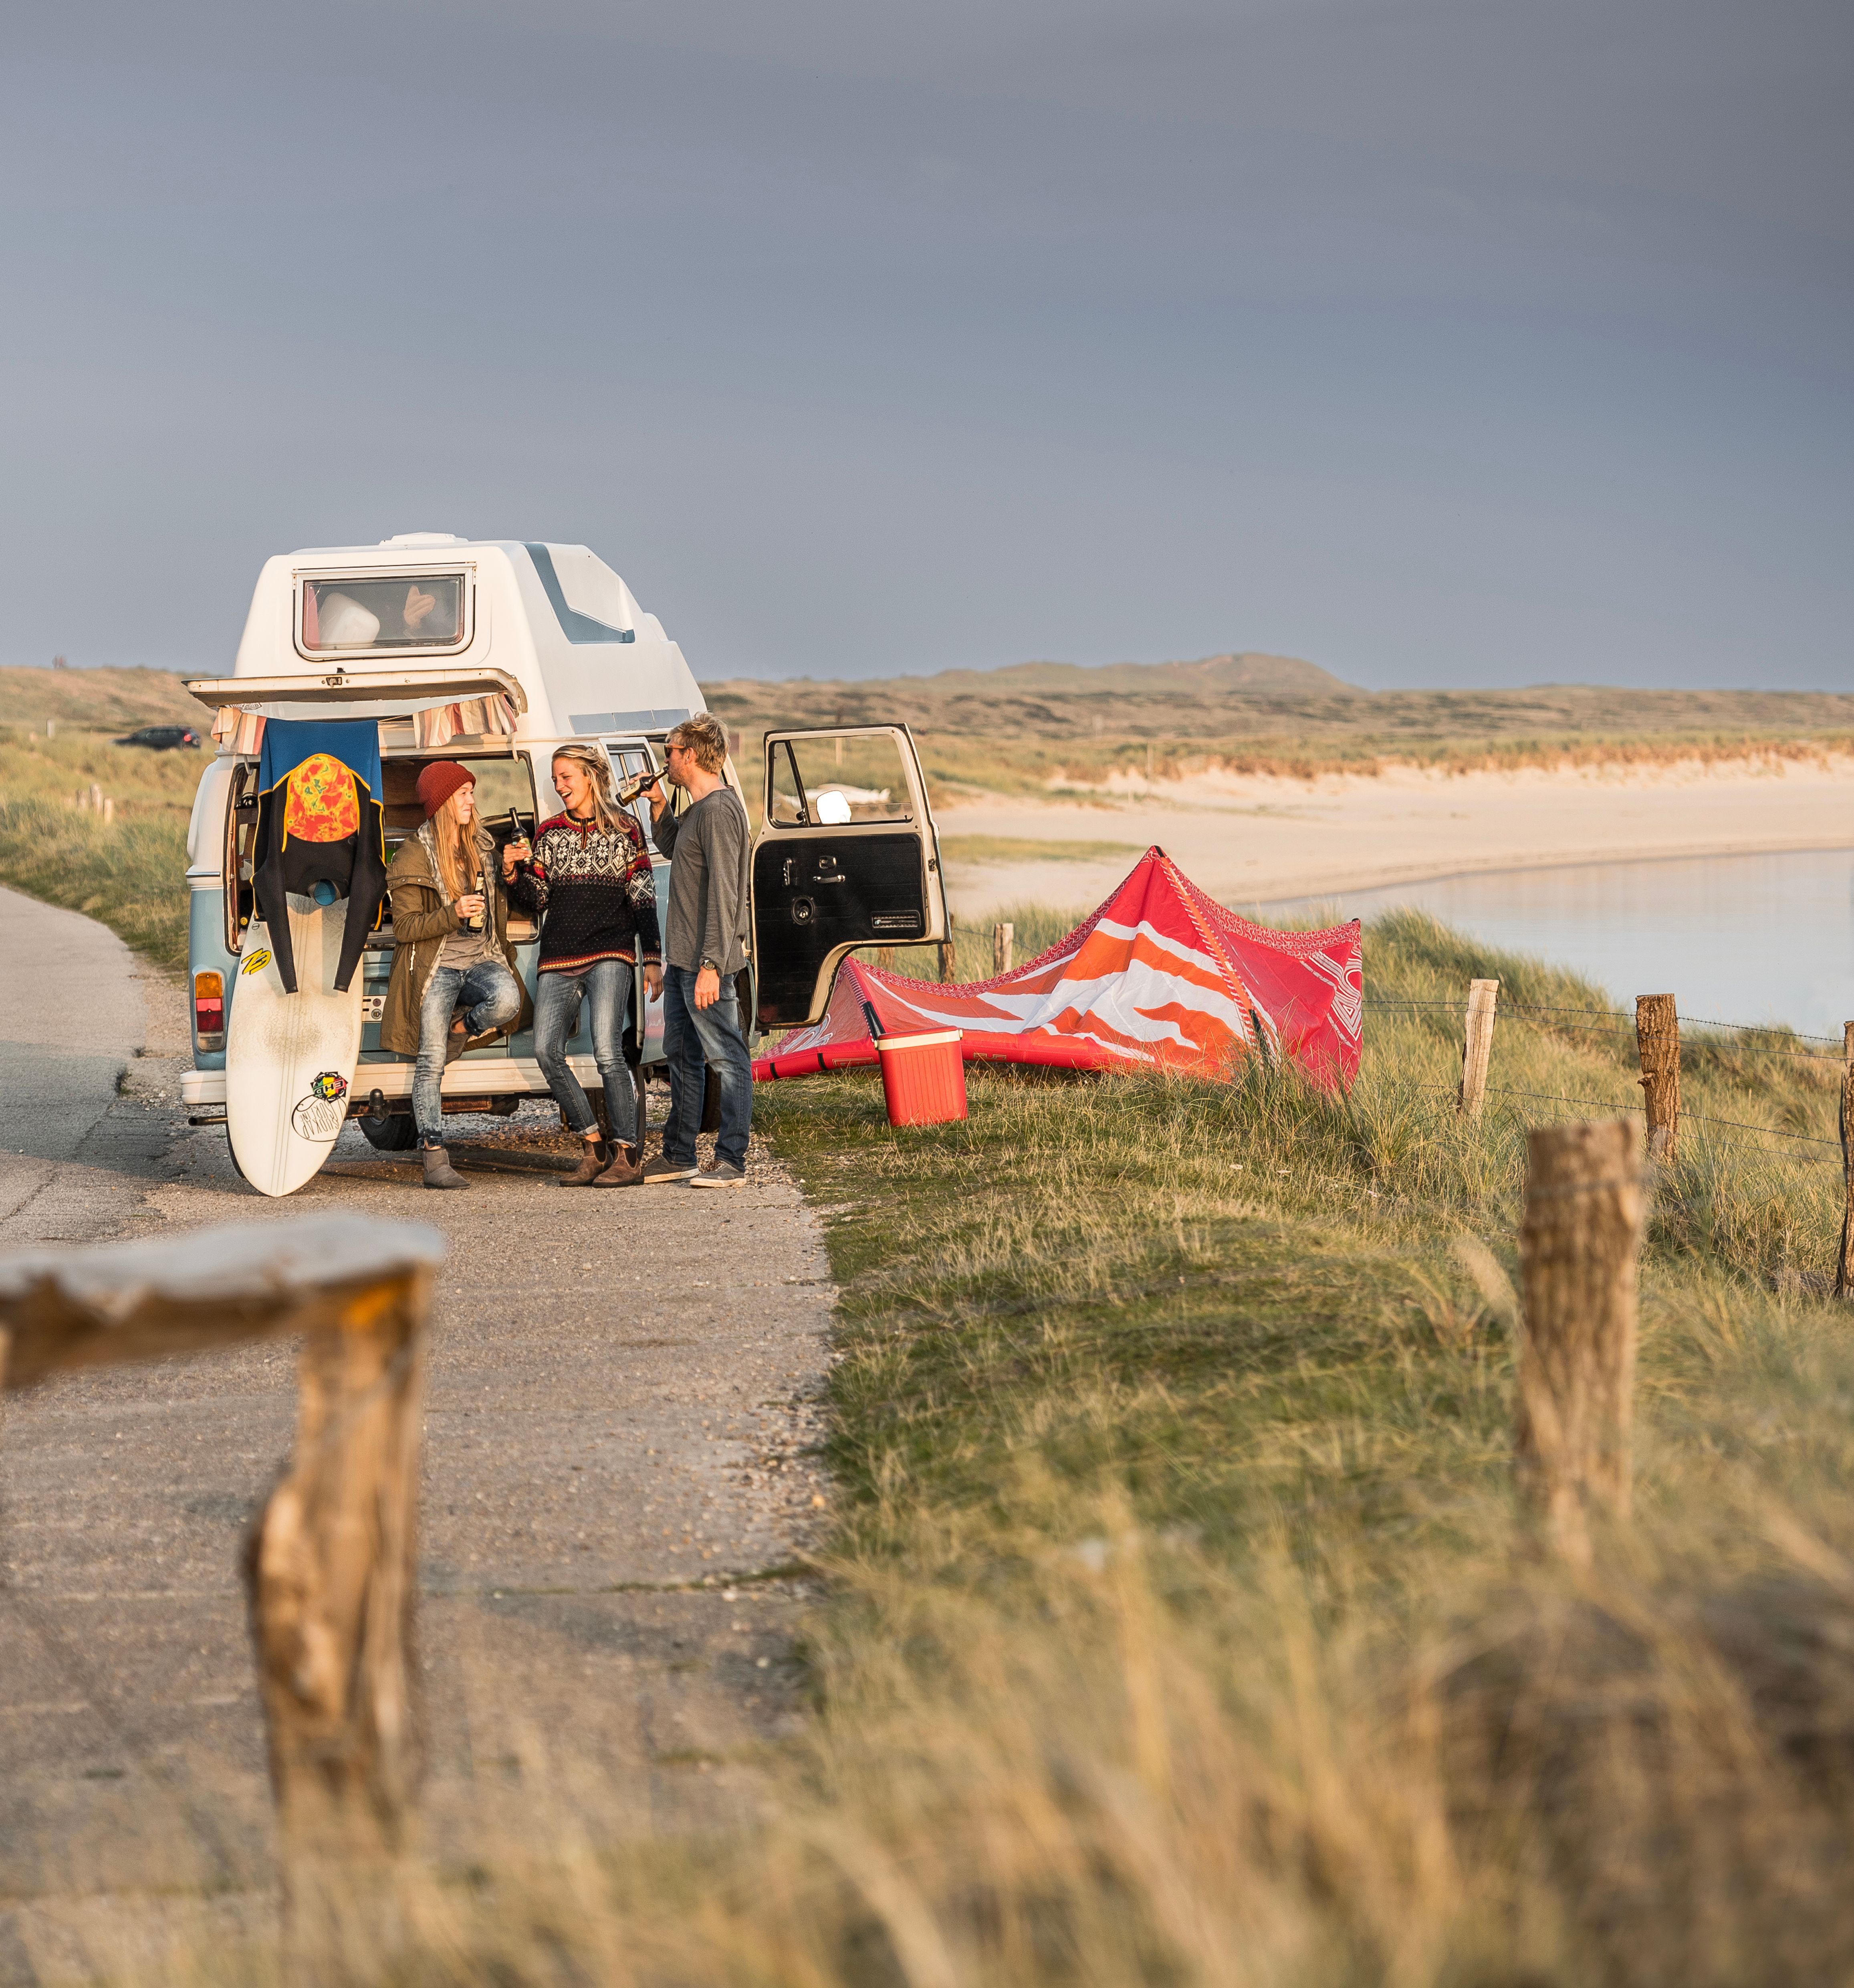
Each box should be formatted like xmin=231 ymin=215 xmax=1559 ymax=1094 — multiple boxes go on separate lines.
xmin=661 ymin=963 xmax=752 ymax=1170
xmin=533 ymin=959 xmax=637 ymax=1147
xmin=413 ymin=958 xmax=523 ymax=1146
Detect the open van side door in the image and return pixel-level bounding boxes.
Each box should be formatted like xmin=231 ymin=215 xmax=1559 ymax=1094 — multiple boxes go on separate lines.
xmin=751 ymin=725 xmax=946 ymax=1029
xmin=597 ymin=736 xmax=670 ymax=1066
xmin=222 ymin=757 xmax=259 ymax=953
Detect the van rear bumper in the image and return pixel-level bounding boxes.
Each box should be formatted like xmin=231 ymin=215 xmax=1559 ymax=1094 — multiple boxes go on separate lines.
xmin=180 ymin=1056 xmax=608 ymax=1110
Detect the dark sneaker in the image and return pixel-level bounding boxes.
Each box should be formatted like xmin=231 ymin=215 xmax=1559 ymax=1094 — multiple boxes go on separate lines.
xmin=689 ymin=1161 xmax=746 ymax=1190
xmin=640 ymin=1154 xmax=698 ymax=1185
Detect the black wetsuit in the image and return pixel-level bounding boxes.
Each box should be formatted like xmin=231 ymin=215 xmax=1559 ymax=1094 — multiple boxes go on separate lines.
xmin=250 ymin=765 xmax=387 ymax=994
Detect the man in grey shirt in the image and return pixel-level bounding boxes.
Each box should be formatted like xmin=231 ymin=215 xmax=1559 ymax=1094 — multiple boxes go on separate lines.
xmin=641 ymin=712 xmax=754 ymax=1187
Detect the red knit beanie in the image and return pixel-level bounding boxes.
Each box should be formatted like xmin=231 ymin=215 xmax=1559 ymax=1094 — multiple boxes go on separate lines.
xmin=416 ymin=760 xmax=475 ymax=819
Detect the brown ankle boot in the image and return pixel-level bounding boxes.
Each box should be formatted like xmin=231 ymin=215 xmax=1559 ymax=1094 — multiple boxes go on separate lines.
xmin=422 ymin=1145 xmax=469 ymax=1190
xmin=557 ymin=1142 xmax=608 ymax=1186
xmin=591 ymin=1146 xmax=645 ymax=1188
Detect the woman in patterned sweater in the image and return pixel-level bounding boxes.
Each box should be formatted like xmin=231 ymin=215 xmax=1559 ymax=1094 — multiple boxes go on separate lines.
xmin=506 ymin=745 xmax=662 ymax=1186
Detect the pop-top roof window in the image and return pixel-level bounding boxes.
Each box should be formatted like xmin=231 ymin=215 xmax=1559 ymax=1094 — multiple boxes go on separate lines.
xmin=299 ymin=572 xmax=468 ymax=654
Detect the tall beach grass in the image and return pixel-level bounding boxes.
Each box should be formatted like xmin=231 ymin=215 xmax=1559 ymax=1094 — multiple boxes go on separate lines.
xmin=18 ymin=908 xmax=1854 ymax=1984
xmin=0 ymin=730 xmax=196 ymax=970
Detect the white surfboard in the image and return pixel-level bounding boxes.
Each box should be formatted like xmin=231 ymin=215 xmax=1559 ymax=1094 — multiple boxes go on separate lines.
xmin=226 ymin=898 xmax=365 ymax=1197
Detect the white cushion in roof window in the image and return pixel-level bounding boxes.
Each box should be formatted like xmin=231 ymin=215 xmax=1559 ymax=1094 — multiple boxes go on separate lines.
xmin=317 ymin=592 xmax=381 ymax=648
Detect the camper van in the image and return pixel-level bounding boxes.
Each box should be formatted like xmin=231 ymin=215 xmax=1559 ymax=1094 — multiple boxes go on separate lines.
xmin=178 ymin=534 xmax=946 ymax=1160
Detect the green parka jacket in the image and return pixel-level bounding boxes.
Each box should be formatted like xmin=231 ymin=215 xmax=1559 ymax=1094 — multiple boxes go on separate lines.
xmin=380 ymin=821 xmax=533 ymax=1058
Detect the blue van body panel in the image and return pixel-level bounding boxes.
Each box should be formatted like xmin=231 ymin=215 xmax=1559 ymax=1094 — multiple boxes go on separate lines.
xmin=188 ymin=884 xmax=233 ymax=1070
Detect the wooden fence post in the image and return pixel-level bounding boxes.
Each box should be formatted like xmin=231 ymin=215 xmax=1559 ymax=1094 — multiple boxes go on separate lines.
xmin=0 ymin=1215 xmax=440 ymax=1865
xmin=876 ymin=947 xmax=894 ymax=973
xmin=248 ymin=1263 xmax=432 ymax=1855
xmin=939 ymin=936 xmax=957 ymax=983
xmin=993 ymin=922 xmax=1014 ymax=977
xmin=1515 ymin=1118 xmax=1644 ymax=1564
xmin=1459 ymin=977 xmax=1499 ymax=1119
xmin=1836 ymin=1021 xmax=1854 ymax=1300
xmin=1636 ymin=993 xmax=1681 ymax=1161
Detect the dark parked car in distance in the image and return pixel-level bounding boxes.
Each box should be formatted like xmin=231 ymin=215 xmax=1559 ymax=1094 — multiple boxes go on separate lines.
xmin=115 ymin=725 xmax=202 ymax=750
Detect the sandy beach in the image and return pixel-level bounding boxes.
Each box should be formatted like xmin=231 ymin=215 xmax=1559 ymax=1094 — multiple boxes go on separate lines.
xmin=937 ymin=751 xmax=1854 ymax=916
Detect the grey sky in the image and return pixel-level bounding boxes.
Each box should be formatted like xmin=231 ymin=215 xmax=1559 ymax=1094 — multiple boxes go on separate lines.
xmin=3 ymin=1 xmax=1848 ymax=688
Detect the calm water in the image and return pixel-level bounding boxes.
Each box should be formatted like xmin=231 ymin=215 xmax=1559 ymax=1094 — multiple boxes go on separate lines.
xmin=1260 ymin=848 xmax=1854 ymax=1041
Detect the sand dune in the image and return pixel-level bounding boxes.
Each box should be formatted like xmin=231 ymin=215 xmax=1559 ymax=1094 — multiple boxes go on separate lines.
xmin=937 ymin=752 xmax=1854 ymax=916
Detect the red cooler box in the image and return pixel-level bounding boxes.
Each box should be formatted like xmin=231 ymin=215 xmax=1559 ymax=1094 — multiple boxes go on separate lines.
xmin=875 ymin=1028 xmax=967 ymax=1127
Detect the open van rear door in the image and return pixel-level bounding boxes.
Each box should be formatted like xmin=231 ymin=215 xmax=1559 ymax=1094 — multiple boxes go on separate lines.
xmin=751 ymin=725 xmax=946 ymax=1028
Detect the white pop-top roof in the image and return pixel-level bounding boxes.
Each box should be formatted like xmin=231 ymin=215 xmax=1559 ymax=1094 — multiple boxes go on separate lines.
xmin=212 ymin=536 xmax=705 ymax=741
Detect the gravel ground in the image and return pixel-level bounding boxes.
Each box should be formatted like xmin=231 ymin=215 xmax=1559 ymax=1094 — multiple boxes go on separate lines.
xmin=0 ymin=887 xmax=837 ymax=1975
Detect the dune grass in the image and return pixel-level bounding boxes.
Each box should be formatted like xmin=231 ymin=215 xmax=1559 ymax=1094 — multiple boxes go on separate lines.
xmin=0 ymin=730 xmax=198 ymax=970
xmin=59 ymin=907 xmax=1854 ymax=1986
xmin=707 ymin=670 xmax=1854 ymax=797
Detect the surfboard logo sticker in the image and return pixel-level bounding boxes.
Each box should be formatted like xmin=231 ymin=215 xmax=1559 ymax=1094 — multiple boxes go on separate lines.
xmin=241 ymin=949 xmax=272 ymax=975
xmin=290 ymin=1069 xmax=349 ymax=1142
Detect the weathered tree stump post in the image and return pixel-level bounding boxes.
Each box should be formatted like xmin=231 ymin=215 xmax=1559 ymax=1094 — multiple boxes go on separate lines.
xmin=1635 ymin=993 xmax=1681 ymax=1161
xmin=247 ymin=1263 xmax=432 ymax=1855
xmin=1515 ymin=1118 xmax=1645 ymax=1564
xmin=0 ymin=1215 xmax=441 ymax=1867
xmin=939 ymin=935 xmax=957 ymax=983
xmin=1836 ymin=1021 xmax=1854 ymax=1300
xmin=1459 ymin=977 xmax=1499 ymax=1119
xmin=876 ymin=947 xmax=895 ymax=973
xmin=993 ymin=922 xmax=1014 ymax=977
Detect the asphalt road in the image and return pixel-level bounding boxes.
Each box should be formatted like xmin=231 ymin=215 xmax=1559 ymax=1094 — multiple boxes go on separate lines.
xmin=0 ymin=887 xmax=835 ymax=1976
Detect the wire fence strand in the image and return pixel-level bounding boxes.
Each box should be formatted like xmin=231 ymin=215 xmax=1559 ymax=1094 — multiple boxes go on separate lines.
xmin=1410 ymin=1081 xmax=1844 ymax=1156
xmin=1367 ymin=998 xmax=1848 ymax=1056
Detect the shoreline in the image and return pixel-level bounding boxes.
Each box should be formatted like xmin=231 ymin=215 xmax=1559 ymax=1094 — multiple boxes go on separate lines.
xmin=935 ymin=753 xmax=1854 ymax=915
xmin=1241 ymin=837 xmax=1854 ymax=912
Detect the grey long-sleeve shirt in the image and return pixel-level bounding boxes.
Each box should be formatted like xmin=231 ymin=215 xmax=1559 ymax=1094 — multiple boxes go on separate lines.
xmin=651 ymin=784 xmax=752 ymax=974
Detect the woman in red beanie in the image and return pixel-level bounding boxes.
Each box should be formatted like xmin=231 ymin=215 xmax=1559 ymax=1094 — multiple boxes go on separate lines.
xmin=379 ymin=761 xmax=530 ymax=1187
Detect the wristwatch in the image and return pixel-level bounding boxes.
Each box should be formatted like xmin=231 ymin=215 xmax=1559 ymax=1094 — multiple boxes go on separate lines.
xmin=700 ymin=958 xmax=720 ymax=971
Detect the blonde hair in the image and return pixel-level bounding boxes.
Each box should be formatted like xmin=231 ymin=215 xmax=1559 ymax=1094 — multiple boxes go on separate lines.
xmin=551 ymin=745 xmax=627 ymax=837
xmin=432 ymin=787 xmax=478 ymax=902
xmin=666 ymin=712 xmax=728 ymax=774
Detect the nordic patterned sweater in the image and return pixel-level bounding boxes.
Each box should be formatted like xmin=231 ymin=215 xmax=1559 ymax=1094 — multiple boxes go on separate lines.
xmin=506 ymin=810 xmax=662 ymax=973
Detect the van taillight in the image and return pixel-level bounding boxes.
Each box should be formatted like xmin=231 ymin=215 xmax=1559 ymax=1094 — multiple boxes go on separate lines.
xmin=194 ymin=970 xmax=225 ymax=1047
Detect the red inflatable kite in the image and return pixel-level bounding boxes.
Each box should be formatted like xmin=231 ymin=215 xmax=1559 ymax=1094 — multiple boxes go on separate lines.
xmin=753 ymin=847 xmax=1362 ymax=1089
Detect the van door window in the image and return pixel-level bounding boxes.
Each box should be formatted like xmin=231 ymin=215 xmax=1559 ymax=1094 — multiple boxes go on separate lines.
xmin=601 ymin=740 xmax=663 ymax=848
xmin=769 ymin=733 xmax=916 ymax=826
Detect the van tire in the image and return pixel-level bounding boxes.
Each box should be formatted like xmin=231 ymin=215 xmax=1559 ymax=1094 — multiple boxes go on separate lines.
xmin=359 ymin=1113 xmax=421 ymax=1152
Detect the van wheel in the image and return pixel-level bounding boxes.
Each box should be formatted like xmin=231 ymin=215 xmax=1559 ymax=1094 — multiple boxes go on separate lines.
xmin=359 ymin=1113 xmax=420 ymax=1152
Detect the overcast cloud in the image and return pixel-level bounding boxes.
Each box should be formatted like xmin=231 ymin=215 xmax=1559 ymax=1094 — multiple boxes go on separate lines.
xmin=2 ymin=0 xmax=1848 ymax=687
